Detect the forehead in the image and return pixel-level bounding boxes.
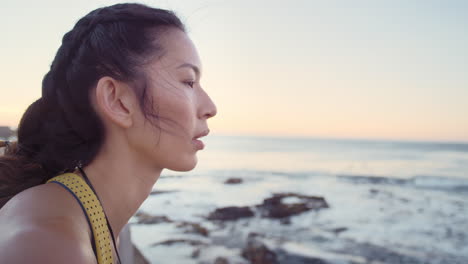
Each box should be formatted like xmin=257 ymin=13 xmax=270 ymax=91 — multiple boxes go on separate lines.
xmin=156 ymin=28 xmax=202 ymax=70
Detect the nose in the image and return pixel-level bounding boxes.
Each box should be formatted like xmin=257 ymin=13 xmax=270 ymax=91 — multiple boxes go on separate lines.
xmin=199 ymin=89 xmax=217 ymax=119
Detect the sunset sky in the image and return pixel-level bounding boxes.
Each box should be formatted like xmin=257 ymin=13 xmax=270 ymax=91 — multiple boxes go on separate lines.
xmin=1 ymin=0 xmax=467 ymax=142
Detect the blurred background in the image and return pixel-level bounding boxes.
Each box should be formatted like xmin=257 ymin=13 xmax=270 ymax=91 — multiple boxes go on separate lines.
xmin=1 ymin=1 xmax=467 ymax=263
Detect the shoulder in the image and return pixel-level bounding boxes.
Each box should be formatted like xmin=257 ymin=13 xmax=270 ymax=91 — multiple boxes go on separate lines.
xmin=0 ymin=183 xmax=96 ymax=263
xmin=0 ymin=224 xmax=96 ymax=264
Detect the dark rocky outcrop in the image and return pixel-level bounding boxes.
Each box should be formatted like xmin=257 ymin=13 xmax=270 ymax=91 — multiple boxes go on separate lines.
xmin=191 ymin=248 xmax=201 ymax=258
xmin=214 ymin=256 xmax=230 ymax=264
xmin=256 ymin=192 xmax=329 ymax=219
xmin=326 ymin=227 xmax=348 ymax=235
xmin=149 ymin=190 xmax=178 ymax=195
xmin=176 ymin=221 xmax=210 ymax=237
xmin=151 ymin=239 xmax=208 ymax=247
xmin=241 ymin=233 xmax=278 ymax=264
xmin=207 ymin=206 xmax=255 ymax=221
xmin=224 ymin=178 xmax=243 ymax=184
xmin=275 ymin=249 xmax=329 ymax=264
xmin=241 ymin=233 xmax=330 ymax=264
xmin=135 ymin=211 xmax=173 ymax=224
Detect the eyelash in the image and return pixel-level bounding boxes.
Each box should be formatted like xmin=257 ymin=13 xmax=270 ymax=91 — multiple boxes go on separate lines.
xmin=185 ymin=81 xmax=195 ymax=88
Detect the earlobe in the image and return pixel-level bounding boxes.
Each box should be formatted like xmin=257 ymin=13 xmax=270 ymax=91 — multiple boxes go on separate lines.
xmin=95 ymin=77 xmax=134 ymax=128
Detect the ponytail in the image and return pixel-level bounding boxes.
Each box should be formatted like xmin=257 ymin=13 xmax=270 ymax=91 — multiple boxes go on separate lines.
xmin=0 ymin=99 xmax=49 ymax=208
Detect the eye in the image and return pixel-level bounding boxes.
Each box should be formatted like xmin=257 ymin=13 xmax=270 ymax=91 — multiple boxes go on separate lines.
xmin=185 ymin=81 xmax=195 ymax=88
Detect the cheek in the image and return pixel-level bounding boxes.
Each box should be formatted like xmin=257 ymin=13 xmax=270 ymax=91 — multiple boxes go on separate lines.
xmin=131 ymin=83 xmax=199 ymax=170
xmin=157 ymin=89 xmax=196 ymax=140
xmin=128 ymin=106 xmax=196 ymax=171
xmin=157 ymin=92 xmax=199 ymax=170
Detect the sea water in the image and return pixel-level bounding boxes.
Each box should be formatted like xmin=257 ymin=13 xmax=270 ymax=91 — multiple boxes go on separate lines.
xmin=131 ymin=135 xmax=468 ymax=264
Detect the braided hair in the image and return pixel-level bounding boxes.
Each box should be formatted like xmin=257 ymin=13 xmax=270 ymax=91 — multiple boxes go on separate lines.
xmin=0 ymin=3 xmax=185 ymax=209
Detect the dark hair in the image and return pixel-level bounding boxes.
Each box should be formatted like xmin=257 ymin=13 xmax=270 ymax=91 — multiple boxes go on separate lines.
xmin=0 ymin=3 xmax=185 ymax=208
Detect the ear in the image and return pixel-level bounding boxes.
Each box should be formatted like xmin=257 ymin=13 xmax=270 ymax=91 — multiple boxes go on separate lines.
xmin=94 ymin=77 xmax=136 ymax=128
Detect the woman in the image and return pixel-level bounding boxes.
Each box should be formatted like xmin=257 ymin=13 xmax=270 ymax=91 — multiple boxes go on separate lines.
xmin=0 ymin=3 xmax=217 ymax=263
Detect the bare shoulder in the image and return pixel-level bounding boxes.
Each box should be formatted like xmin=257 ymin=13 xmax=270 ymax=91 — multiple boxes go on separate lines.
xmin=0 ymin=183 xmax=96 ymax=263
xmin=0 ymin=223 xmax=96 ymax=264
xmin=0 ymin=181 xmax=80 ymax=219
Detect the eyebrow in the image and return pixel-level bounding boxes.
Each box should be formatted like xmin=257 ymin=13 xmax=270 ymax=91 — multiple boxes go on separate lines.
xmin=177 ymin=63 xmax=201 ymax=77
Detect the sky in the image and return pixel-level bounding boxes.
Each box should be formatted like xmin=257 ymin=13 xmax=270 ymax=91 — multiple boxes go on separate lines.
xmin=1 ymin=0 xmax=467 ymax=142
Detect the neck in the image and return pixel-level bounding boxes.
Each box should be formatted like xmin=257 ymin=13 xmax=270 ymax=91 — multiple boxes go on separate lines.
xmin=79 ymin=140 xmax=163 ymax=238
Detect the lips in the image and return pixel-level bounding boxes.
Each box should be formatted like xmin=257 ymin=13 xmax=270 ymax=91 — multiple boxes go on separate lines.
xmin=192 ymin=129 xmax=209 ymax=150
xmin=193 ymin=129 xmax=210 ymax=140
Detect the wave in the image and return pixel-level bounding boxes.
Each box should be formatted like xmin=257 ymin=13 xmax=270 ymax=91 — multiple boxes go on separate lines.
xmin=336 ymin=173 xmax=468 ymax=192
xmin=336 ymin=174 xmax=409 ymax=185
xmin=411 ymin=175 xmax=468 ymax=190
xmin=203 ymin=168 xmax=328 ymax=179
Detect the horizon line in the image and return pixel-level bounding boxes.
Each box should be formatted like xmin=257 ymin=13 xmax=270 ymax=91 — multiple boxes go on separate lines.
xmin=209 ymin=132 xmax=468 ymax=145
xmin=1 ymin=125 xmax=466 ymax=144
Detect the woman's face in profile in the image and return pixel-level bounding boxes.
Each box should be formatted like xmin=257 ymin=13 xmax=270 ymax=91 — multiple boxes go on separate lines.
xmin=129 ymin=28 xmax=217 ymax=172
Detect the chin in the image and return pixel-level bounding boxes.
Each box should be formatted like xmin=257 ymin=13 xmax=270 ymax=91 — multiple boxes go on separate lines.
xmin=168 ymin=155 xmax=198 ymax=172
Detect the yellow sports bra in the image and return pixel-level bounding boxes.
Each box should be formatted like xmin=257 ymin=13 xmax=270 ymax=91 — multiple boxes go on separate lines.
xmin=47 ymin=173 xmax=117 ymax=264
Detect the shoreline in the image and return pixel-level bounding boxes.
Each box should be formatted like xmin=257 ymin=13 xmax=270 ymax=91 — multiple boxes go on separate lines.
xmin=129 ymin=171 xmax=468 ymax=264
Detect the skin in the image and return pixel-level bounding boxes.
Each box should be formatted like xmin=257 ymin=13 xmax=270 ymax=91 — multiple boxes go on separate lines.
xmin=0 ymin=28 xmax=217 ymax=263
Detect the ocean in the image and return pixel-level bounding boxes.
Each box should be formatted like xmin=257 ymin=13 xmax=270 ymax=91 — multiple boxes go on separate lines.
xmin=130 ymin=135 xmax=468 ymax=264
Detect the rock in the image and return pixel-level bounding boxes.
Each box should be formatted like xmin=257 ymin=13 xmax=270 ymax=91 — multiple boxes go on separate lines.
xmin=225 ymin=178 xmax=243 ymax=184
xmin=191 ymin=248 xmax=201 ymax=258
xmin=342 ymin=240 xmax=429 ymax=264
xmin=275 ymin=249 xmax=329 ymax=264
xmin=207 ymin=206 xmax=254 ymax=221
xmin=399 ymin=197 xmax=410 ymax=203
xmin=151 ymin=239 xmax=208 ymax=247
xmin=214 ymin=256 xmax=230 ymax=264
xmin=135 ymin=211 xmax=173 ymax=224
xmin=256 ymin=192 xmax=329 ymax=219
xmin=326 ymin=227 xmax=348 ymax=235
xmin=150 ymin=190 xmax=178 ymax=195
xmin=176 ymin=221 xmax=210 ymax=237
xmin=241 ymin=233 xmax=278 ymax=264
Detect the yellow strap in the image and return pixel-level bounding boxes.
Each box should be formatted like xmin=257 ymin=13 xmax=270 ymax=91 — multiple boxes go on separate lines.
xmin=47 ymin=173 xmax=114 ymax=264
